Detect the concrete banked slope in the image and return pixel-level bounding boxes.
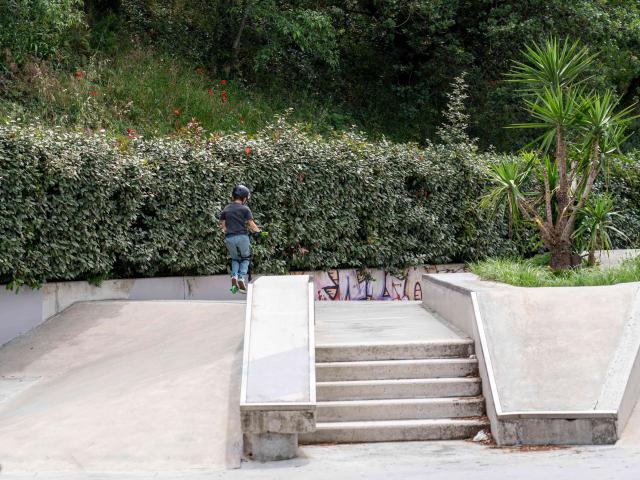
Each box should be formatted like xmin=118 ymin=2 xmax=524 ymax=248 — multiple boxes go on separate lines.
xmin=0 ymin=301 xmax=246 ymax=472
xmin=301 ymin=302 xmax=488 ymax=443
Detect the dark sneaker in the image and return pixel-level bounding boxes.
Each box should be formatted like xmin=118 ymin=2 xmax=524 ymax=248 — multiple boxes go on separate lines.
xmin=238 ymin=277 xmax=247 ymax=293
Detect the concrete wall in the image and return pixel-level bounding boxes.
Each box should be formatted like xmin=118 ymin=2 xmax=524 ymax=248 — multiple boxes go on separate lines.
xmin=312 ymin=265 xmax=465 ymax=301
xmin=423 ymin=273 xmax=640 ymax=445
xmin=0 ymin=264 xmax=465 ymax=348
xmin=0 ymin=275 xmax=240 ymax=347
xmin=0 ymin=287 xmax=44 ymax=348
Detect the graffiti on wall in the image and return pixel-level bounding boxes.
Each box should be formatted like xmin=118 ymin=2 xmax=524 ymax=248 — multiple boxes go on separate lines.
xmin=307 ymin=265 xmax=465 ymax=301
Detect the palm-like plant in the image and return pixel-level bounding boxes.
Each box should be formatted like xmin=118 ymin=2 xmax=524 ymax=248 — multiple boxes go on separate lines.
xmin=507 ymin=37 xmax=595 ymax=91
xmin=574 ymin=194 xmax=627 ymax=266
xmin=482 ymin=36 xmax=638 ymax=269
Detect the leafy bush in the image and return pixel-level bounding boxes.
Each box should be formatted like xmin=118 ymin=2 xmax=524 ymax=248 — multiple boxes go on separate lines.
xmin=471 ymin=256 xmax=640 ymax=287
xmin=0 ymin=119 xmax=516 ymax=287
xmin=0 ymin=0 xmax=86 ymax=68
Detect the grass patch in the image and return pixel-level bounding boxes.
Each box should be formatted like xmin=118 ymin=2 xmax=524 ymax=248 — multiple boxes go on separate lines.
xmin=470 ymin=255 xmax=640 ymax=287
xmin=0 ymin=47 xmax=362 ymax=138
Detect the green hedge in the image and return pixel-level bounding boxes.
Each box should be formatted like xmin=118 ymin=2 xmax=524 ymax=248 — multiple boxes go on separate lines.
xmin=0 ymin=120 xmax=535 ymax=287
xmin=603 ymin=154 xmax=640 ymax=250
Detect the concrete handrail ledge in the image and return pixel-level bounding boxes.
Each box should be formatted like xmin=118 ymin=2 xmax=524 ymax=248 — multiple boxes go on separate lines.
xmin=423 ymin=273 xmax=640 ymax=445
xmin=240 ymin=275 xmax=316 ymax=461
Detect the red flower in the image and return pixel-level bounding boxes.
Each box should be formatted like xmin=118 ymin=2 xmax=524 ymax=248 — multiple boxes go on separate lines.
xmin=89 ymin=91 xmax=98 ymax=96
xmin=173 ymin=109 xmax=181 ymax=116
xmin=221 ymin=90 xmax=228 ymax=103
xmin=244 ymin=147 xmax=252 ymax=155
xmin=220 ymin=79 xmax=227 ymax=85
xmin=127 ymin=128 xmax=137 ymax=139
xmin=207 ymin=88 xmax=213 ymax=96
xmin=74 ymin=70 xmax=85 ymax=79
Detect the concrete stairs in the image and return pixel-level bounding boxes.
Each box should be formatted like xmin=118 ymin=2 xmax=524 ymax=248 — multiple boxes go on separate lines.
xmin=301 ymin=339 xmax=488 ymax=444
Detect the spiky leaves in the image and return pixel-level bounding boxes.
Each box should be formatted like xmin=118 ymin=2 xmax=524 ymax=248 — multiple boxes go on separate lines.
xmin=507 ymin=37 xmax=594 ymax=91
xmin=574 ymin=194 xmax=627 ymax=266
xmin=483 ymin=36 xmax=636 ymax=269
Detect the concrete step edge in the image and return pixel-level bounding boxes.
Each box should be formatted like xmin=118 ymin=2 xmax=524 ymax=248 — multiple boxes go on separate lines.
xmin=316 ymin=339 xmax=474 ymax=348
xmin=313 ymin=417 xmax=489 ymax=429
xmin=300 ymin=417 xmax=489 ymax=443
xmin=316 ymin=358 xmax=478 ymax=367
xmin=317 ymin=378 xmax=481 ymax=387
xmin=315 ymin=341 xmax=476 ymax=361
xmin=317 ymin=396 xmax=485 ymax=408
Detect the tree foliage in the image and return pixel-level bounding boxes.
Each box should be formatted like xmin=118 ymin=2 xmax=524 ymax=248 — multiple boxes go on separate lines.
xmin=0 ymin=0 xmax=85 ymax=68
xmin=4 ymin=1 xmax=638 ymax=149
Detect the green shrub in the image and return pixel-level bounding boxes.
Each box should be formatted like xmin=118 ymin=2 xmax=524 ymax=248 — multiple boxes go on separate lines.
xmin=0 ymin=120 xmax=517 ymax=287
xmin=0 ymin=123 xmax=143 ymax=288
xmin=604 ymin=155 xmax=640 ymax=250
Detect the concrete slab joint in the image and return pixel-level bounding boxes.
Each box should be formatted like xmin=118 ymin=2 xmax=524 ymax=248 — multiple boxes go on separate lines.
xmin=240 ymin=276 xmax=317 ymax=462
xmin=421 ymin=272 xmax=640 ymax=446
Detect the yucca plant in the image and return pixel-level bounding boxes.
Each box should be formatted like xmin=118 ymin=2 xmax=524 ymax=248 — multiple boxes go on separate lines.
xmin=483 ymin=37 xmax=637 ymax=269
xmin=574 ymin=194 xmax=627 ymax=267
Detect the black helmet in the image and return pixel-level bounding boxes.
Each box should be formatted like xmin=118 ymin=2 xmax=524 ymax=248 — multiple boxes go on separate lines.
xmin=232 ymin=184 xmax=251 ymax=200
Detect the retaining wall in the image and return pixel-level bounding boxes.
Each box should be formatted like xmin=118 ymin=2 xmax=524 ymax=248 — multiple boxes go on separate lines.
xmin=0 ymin=264 xmax=464 ymax=348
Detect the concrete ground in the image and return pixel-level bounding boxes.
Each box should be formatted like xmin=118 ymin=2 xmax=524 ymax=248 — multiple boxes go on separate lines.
xmin=2 ymin=299 xmax=640 ymax=479
xmin=4 ymin=420 xmax=640 ymax=480
xmin=315 ymin=301 xmax=464 ymax=344
xmin=0 ymin=301 xmax=245 ymax=475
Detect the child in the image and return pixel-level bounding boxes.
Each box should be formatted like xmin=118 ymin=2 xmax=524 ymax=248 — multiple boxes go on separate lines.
xmin=219 ymin=184 xmax=264 ymax=293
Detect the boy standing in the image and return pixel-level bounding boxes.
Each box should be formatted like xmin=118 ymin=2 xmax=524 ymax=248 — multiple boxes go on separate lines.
xmin=219 ymin=185 xmax=263 ymax=293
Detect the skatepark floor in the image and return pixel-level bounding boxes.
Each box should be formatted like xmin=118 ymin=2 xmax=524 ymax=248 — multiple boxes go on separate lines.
xmin=1 ymin=300 xmax=640 ymax=479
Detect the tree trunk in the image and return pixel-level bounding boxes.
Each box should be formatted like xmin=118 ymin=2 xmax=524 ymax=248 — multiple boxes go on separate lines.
xmin=549 ymin=240 xmax=574 ymax=270
xmin=224 ymin=0 xmax=251 ymax=75
xmin=588 ymin=249 xmax=596 ymax=267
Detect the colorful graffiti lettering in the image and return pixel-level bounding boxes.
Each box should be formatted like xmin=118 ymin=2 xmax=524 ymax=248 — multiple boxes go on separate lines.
xmin=309 ymin=265 xmax=465 ymax=301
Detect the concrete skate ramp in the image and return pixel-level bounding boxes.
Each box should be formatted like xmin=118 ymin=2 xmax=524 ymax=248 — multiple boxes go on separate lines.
xmin=0 ymin=300 xmax=245 ymax=473
xmin=476 ymin=283 xmax=640 ymax=412
xmin=425 ymin=273 xmax=640 ymax=445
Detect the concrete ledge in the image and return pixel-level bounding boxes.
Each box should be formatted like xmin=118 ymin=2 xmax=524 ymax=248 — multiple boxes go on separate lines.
xmin=240 ymin=276 xmax=316 ymax=461
xmin=422 ymin=273 xmax=640 ymax=446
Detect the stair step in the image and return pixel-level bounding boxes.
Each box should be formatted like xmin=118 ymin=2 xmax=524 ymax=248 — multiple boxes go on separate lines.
xmin=316 ymin=340 xmax=474 ymax=362
xmin=317 ymin=377 xmax=481 ymax=401
xmin=300 ymin=418 xmax=489 ymax=444
xmin=316 ymin=358 xmax=478 ymax=381
xmin=317 ymin=397 xmax=485 ymax=422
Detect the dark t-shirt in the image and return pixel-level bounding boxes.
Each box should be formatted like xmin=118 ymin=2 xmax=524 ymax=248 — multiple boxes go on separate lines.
xmin=220 ymin=203 xmax=253 ymax=237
